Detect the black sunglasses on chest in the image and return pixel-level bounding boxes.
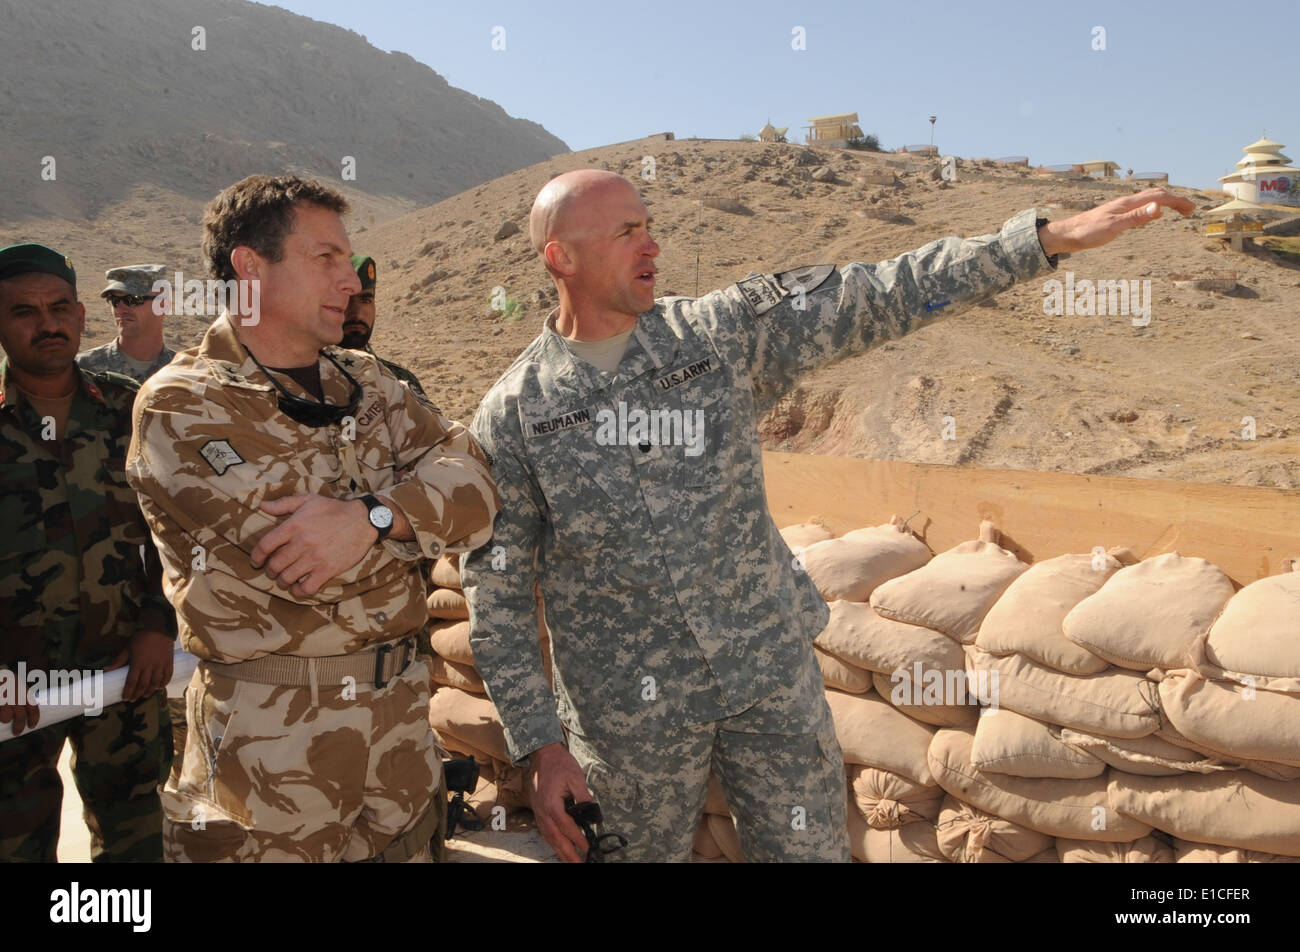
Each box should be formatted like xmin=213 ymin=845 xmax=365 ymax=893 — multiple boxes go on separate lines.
xmin=244 ymin=348 xmax=363 ymax=428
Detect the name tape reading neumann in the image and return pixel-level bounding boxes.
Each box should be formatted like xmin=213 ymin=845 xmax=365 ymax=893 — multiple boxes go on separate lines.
xmin=0 ymin=648 xmax=198 ymax=743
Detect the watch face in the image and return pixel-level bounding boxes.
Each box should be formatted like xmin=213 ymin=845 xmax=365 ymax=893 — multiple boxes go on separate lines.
xmin=370 ymin=505 xmax=394 ymax=530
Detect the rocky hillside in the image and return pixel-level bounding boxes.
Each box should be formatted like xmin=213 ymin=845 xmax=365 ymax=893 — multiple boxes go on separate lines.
xmin=0 ymin=0 xmax=567 ymax=223
xmin=48 ymin=129 xmax=1300 ymax=489
xmin=351 ymin=137 xmax=1300 ymax=488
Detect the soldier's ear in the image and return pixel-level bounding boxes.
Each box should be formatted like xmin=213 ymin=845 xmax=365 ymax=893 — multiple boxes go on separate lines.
xmin=230 ymin=246 xmax=259 ymax=281
xmin=543 ymin=240 xmax=576 ymax=277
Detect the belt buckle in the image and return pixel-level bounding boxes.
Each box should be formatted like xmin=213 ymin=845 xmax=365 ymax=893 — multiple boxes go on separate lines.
xmin=373 ymin=643 xmax=394 ymax=690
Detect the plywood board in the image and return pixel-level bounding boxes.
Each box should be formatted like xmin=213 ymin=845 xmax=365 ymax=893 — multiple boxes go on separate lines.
xmin=763 ymin=452 xmax=1300 ymax=585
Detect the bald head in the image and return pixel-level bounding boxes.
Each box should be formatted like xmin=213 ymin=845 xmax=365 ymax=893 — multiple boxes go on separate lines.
xmin=529 ymin=169 xmax=639 ymax=258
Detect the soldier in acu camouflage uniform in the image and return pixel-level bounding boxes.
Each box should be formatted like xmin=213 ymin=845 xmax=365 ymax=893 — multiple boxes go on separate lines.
xmin=462 ymin=170 xmax=1195 ymax=862
xmin=0 ymin=244 xmax=176 ymax=863
xmin=126 ymin=176 xmax=499 ymax=862
xmin=76 ymin=264 xmax=186 ymax=783
xmin=76 ymin=264 xmax=176 ymax=382
xmin=340 ymin=254 xmax=429 ymax=398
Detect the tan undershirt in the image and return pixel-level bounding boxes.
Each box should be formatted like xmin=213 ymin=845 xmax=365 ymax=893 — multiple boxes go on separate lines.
xmin=563 ymin=329 xmax=634 ymax=374
xmin=17 ymin=384 xmax=77 ymax=439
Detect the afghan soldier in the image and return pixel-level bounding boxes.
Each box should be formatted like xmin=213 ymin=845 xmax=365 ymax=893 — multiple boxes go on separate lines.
xmin=462 ymin=169 xmax=1196 ymax=862
xmin=0 ymin=243 xmax=175 ymax=863
xmin=77 ymin=264 xmax=175 ymax=382
xmin=126 ymin=175 xmax=499 ymax=862
xmin=340 ymin=254 xmax=427 ymax=397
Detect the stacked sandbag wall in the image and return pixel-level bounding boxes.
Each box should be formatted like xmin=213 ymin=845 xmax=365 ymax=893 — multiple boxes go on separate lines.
xmin=803 ymin=517 xmax=1300 ymax=863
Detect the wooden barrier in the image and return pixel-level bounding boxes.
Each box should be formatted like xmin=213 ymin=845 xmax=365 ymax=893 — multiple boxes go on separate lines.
xmin=763 ymin=452 xmax=1300 ymax=585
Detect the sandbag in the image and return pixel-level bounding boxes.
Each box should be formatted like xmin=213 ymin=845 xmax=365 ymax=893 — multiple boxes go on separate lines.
xmin=975 ymin=553 xmax=1116 ymax=675
xmin=429 ymin=620 xmax=474 ymax=666
xmin=862 ymin=821 xmax=948 ymax=863
xmin=928 ymin=728 xmax=1152 ymax=841
xmin=936 ymin=795 xmax=1054 ymax=862
xmin=779 ymin=521 xmax=834 ymax=550
xmin=825 ymin=689 xmax=937 ymax=785
xmin=966 ymin=645 xmax=1161 ymax=738
xmin=1157 ymin=670 xmax=1300 ymax=767
xmin=816 ymin=599 xmax=966 ymax=674
xmin=435 ymin=734 xmax=495 ymax=768
xmin=1154 ymin=720 xmax=1300 ymax=782
xmin=1173 ymin=839 xmax=1300 ymax=863
xmin=708 ymin=813 xmax=743 ymax=863
xmin=429 ymin=655 xmax=486 ymax=695
xmin=849 ymin=765 xmax=944 ymax=829
xmin=430 ymin=554 xmax=462 ymax=589
xmin=870 ymin=524 xmax=1027 ymax=643
xmin=1109 ymin=771 xmax=1300 ymax=856
xmin=1057 ymin=727 xmax=1229 ymax=777
xmin=1057 ymin=835 xmax=1174 ymax=863
xmin=428 ymin=687 xmax=509 ymax=765
xmin=801 ymin=522 xmax=932 ymax=602
xmin=971 ymin=708 xmax=1105 ymax=779
xmin=1193 ymin=568 xmax=1300 ymax=691
xmin=871 ymin=670 xmax=980 ymax=728
xmin=427 ymin=586 xmax=470 ymax=620
xmin=1063 ymin=553 xmax=1235 ymax=672
xmin=815 ymin=646 xmax=874 ymax=694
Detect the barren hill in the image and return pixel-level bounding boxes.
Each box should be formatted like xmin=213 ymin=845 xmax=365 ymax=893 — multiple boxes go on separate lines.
xmin=354 ymin=137 xmax=1300 ymax=488
xmin=0 ymin=0 xmax=567 ymax=224
xmin=53 ymin=132 xmax=1300 ymax=489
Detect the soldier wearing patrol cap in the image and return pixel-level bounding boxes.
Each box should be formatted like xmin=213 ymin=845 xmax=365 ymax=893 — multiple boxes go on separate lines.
xmin=0 ymin=243 xmax=175 ymax=862
xmin=340 ymin=254 xmax=428 ymax=398
xmin=77 ymin=264 xmax=176 ymax=383
xmin=461 ymin=170 xmax=1196 ymax=862
xmin=126 ymin=175 xmax=499 ymax=862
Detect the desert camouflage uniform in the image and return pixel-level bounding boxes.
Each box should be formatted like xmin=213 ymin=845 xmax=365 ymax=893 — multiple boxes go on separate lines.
xmin=77 ymin=338 xmax=176 ymax=383
xmin=462 ymin=208 xmax=1057 ymax=861
xmin=0 ymin=360 xmax=173 ymax=862
xmin=126 ymin=314 xmax=498 ymax=862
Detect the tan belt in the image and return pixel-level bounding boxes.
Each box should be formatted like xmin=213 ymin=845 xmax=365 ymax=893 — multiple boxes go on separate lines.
xmin=201 ymin=638 xmax=415 ymax=691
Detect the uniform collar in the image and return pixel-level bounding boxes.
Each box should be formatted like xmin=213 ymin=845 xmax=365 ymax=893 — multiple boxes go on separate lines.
xmin=540 ymin=305 xmax=681 ymax=399
xmin=0 ymin=356 xmax=108 ymax=411
xmin=199 ymin=312 xmax=359 ymax=402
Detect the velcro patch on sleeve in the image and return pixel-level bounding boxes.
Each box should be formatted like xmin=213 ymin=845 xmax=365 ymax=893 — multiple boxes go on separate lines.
xmin=199 ymin=439 xmax=246 ymax=475
xmin=736 ymin=273 xmax=787 ymax=315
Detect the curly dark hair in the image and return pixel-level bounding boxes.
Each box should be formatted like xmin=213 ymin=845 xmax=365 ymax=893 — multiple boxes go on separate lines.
xmin=202 ymin=175 xmax=350 ymax=282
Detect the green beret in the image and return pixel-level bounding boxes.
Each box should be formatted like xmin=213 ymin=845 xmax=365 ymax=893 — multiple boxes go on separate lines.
xmin=350 ymin=254 xmax=377 ymax=291
xmin=0 ymin=243 xmax=76 ymax=289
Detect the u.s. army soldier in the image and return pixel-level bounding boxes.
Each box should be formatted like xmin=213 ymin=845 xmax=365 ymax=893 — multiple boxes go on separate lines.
xmin=126 ymin=175 xmax=499 ymax=862
xmin=0 ymin=243 xmax=175 ymax=862
xmin=462 ymin=169 xmax=1194 ymax=862
xmin=77 ymin=264 xmax=176 ymax=382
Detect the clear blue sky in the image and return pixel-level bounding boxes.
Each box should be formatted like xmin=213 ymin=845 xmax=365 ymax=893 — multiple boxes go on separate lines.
xmin=266 ymin=0 xmax=1299 ymax=191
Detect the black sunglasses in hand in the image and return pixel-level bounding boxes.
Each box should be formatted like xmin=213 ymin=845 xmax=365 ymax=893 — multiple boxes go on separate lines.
xmin=564 ymin=797 xmax=628 ymax=862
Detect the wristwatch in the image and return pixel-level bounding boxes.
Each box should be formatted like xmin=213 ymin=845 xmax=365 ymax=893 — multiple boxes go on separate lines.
xmin=360 ymin=494 xmax=394 ymax=542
